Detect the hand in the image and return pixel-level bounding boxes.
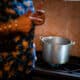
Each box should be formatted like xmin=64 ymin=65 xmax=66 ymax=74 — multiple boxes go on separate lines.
xmin=5 ymin=8 xmax=16 ymax=14
xmin=29 ymin=10 xmax=45 ymax=25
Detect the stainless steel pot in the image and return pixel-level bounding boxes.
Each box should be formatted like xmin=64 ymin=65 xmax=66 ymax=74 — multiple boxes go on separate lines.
xmin=40 ymin=36 xmax=75 ymax=65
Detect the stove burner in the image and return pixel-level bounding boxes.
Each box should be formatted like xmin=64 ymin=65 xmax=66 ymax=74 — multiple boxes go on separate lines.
xmin=35 ymin=52 xmax=80 ymax=79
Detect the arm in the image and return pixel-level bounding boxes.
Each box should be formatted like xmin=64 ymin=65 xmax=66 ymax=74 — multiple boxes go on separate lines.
xmin=23 ymin=0 xmax=45 ymax=25
xmin=5 ymin=8 xmax=16 ymax=14
xmin=5 ymin=0 xmax=45 ymax=25
xmin=0 ymin=15 xmax=32 ymax=34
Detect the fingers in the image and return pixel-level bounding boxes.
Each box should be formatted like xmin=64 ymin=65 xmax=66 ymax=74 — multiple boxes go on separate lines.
xmin=29 ymin=16 xmax=43 ymax=21
xmin=37 ymin=10 xmax=45 ymax=13
xmin=5 ymin=8 xmax=16 ymax=14
xmin=29 ymin=9 xmax=45 ymax=25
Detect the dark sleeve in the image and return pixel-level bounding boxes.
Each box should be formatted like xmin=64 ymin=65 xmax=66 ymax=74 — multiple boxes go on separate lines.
xmin=0 ymin=0 xmax=8 ymax=22
xmin=0 ymin=0 xmax=19 ymax=22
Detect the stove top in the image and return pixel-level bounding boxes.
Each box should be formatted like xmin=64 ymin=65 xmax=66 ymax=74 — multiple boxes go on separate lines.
xmin=34 ymin=52 xmax=80 ymax=79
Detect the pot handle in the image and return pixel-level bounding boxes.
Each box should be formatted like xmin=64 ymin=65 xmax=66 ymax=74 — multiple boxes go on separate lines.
xmin=40 ymin=36 xmax=44 ymax=42
xmin=70 ymin=41 xmax=75 ymax=45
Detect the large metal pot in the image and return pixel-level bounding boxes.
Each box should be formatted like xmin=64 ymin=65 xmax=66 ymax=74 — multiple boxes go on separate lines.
xmin=40 ymin=36 xmax=75 ymax=65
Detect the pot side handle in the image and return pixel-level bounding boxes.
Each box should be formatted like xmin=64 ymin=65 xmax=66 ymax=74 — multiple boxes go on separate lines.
xmin=40 ymin=36 xmax=44 ymax=42
xmin=71 ymin=41 xmax=75 ymax=45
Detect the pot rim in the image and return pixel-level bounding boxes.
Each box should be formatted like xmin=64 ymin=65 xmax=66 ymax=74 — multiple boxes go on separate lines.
xmin=40 ymin=36 xmax=75 ymax=46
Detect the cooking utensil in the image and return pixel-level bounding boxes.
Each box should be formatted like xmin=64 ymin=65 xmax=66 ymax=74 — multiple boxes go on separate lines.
xmin=40 ymin=36 xmax=75 ymax=65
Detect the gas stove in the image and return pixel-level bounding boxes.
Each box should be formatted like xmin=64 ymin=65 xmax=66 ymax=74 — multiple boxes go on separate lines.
xmin=32 ymin=51 xmax=80 ymax=80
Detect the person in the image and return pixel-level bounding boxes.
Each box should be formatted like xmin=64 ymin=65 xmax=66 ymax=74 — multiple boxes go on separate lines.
xmin=0 ymin=0 xmax=45 ymax=80
xmin=2 ymin=0 xmax=45 ymax=24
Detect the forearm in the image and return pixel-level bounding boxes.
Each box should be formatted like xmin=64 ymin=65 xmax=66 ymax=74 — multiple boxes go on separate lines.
xmin=0 ymin=15 xmax=32 ymax=34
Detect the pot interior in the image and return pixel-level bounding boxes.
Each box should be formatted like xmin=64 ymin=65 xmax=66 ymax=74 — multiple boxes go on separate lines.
xmin=43 ymin=37 xmax=71 ymax=45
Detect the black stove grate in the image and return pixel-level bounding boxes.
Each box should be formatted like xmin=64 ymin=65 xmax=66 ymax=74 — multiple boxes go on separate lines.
xmin=35 ymin=52 xmax=80 ymax=79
